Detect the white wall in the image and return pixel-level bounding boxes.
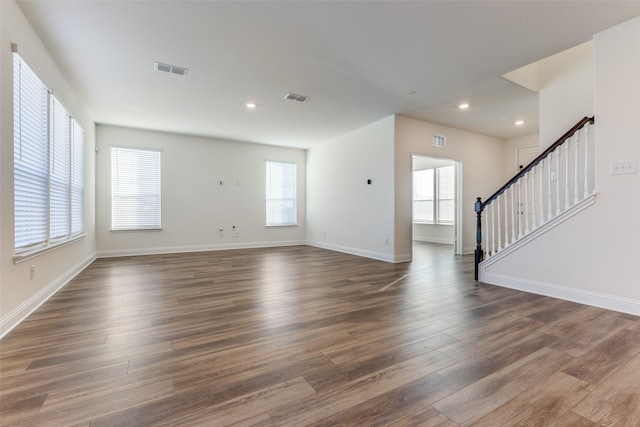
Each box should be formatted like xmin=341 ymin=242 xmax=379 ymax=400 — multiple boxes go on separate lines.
xmin=502 ymin=133 xmax=540 ymax=181
xmin=395 ymin=115 xmax=505 ymax=257
xmin=306 ymin=116 xmax=396 ymax=262
xmin=538 ymin=42 xmax=594 ymax=148
xmin=413 ymin=224 xmax=455 ymax=244
xmin=0 ymin=0 xmax=96 ymax=337
xmin=96 ymin=125 xmax=306 ymax=256
xmin=483 ymin=17 xmax=640 ymax=314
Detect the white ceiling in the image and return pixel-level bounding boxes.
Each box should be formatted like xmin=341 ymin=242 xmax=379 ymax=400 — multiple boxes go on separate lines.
xmin=16 ymin=1 xmax=640 ymax=149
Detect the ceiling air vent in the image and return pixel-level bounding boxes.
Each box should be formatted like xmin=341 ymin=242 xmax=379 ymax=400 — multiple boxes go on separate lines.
xmin=433 ymin=134 xmax=446 ymax=148
xmin=154 ymin=61 xmax=188 ymax=77
xmin=284 ymin=93 xmax=310 ymax=102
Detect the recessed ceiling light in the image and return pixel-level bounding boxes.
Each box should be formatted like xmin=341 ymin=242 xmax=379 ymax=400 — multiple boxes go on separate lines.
xmin=515 ymin=120 xmax=525 ymax=126
xmin=246 ymin=103 xmax=257 ymax=109
xmin=458 ymin=103 xmax=470 ymax=110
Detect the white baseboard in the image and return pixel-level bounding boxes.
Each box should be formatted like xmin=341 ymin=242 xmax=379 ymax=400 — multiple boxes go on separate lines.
xmin=96 ymin=240 xmax=306 ymax=258
xmin=480 ymin=272 xmax=640 ymax=316
xmin=0 ymin=253 xmax=96 ymax=339
xmin=306 ymin=241 xmax=402 ymax=263
xmin=413 ymin=237 xmax=455 ymax=245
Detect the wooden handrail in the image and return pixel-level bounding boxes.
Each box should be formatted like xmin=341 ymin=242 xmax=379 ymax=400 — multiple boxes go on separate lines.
xmin=480 ymin=116 xmax=594 ymax=211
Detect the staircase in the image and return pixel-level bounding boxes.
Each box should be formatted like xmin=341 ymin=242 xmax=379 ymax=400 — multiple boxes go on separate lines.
xmin=474 ymin=117 xmax=596 ymax=280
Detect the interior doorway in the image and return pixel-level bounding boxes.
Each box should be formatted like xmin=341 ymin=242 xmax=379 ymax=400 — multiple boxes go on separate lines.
xmin=411 ymin=155 xmax=462 ymax=259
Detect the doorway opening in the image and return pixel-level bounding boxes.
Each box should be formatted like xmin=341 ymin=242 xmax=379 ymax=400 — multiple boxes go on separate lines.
xmin=411 ymin=155 xmax=462 ymax=261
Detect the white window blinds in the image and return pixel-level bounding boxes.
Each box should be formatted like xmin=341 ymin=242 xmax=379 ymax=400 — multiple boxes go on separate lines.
xmin=13 ymin=52 xmax=85 ymax=254
xmin=13 ymin=54 xmax=49 ymax=250
xmin=71 ymin=121 xmax=85 ymax=236
xmin=413 ymin=169 xmax=434 ymax=223
xmin=111 ymin=147 xmax=161 ymax=230
xmin=266 ymin=161 xmax=297 ymax=226
xmin=49 ymin=97 xmax=71 ymax=241
xmin=437 ymin=165 xmax=455 ymax=223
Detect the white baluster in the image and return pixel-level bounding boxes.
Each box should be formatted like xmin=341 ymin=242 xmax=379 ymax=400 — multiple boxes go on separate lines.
xmin=524 ymin=172 xmax=530 ymax=234
xmin=484 ymin=210 xmax=490 ymax=258
xmin=565 ymin=139 xmax=570 ymax=210
xmin=531 ymin=168 xmax=537 ymax=231
xmin=547 ymin=154 xmax=553 ymax=220
xmin=510 ymin=185 xmax=516 ymax=244
xmin=555 ymin=148 xmax=561 ymax=216
xmin=497 ymin=195 xmax=502 ymax=251
xmin=539 ymin=161 xmax=545 ymax=226
xmin=504 ymin=187 xmax=510 ymax=247
xmin=490 ymin=202 xmax=496 ymax=257
xmin=574 ymin=132 xmax=580 ymax=205
xmin=517 ymin=178 xmax=523 ymax=239
xmin=584 ymin=125 xmax=590 ymax=198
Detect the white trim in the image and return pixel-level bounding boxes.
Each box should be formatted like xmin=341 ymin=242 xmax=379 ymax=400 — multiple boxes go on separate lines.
xmin=413 ymin=237 xmax=455 ymax=245
xmin=0 ymin=254 xmax=96 ymax=339
xmin=306 ymin=240 xmax=402 ymax=263
xmin=96 ymin=240 xmax=306 ymax=258
xmin=480 ymin=272 xmax=640 ymax=316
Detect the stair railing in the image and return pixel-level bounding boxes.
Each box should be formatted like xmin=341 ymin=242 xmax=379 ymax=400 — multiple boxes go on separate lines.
xmin=474 ymin=116 xmax=595 ymax=280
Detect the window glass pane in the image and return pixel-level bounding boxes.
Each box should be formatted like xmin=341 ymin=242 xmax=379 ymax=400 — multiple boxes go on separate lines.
xmin=266 ymin=161 xmax=297 ymax=226
xmin=111 ymin=147 xmax=161 ymax=230
xmin=13 ymin=53 xmax=49 ymax=251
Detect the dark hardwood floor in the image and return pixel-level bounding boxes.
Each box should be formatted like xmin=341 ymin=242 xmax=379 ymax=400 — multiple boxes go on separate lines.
xmin=1 ymin=243 xmax=639 ymax=426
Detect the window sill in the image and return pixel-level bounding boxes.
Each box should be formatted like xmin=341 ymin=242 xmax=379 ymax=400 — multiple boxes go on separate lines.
xmin=266 ymin=224 xmax=298 ymax=228
xmin=110 ymin=228 xmax=163 ymax=232
xmin=14 ymin=234 xmax=87 ymax=264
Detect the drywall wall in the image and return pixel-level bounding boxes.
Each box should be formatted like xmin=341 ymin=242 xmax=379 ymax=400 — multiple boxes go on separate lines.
xmin=0 ymin=0 xmax=96 ymax=336
xmin=538 ymin=42 xmax=595 ymax=149
xmin=306 ymin=116 xmax=396 ymax=261
xmin=412 ymin=224 xmax=455 ymax=244
xmin=95 ymin=125 xmax=306 ymax=256
xmin=395 ymin=115 xmax=505 ymax=257
xmin=483 ymin=16 xmax=640 ymax=314
xmin=503 ymin=133 xmax=540 ymax=181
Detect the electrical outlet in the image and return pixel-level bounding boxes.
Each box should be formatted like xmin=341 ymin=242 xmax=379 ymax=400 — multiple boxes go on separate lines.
xmin=550 ymin=171 xmax=557 ymax=181
xmin=30 ymin=265 xmax=35 ymax=280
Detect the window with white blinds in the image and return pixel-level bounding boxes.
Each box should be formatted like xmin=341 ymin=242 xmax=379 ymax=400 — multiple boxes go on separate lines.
xmin=13 ymin=53 xmax=85 ymax=255
xmin=412 ymin=165 xmax=455 ymax=224
xmin=111 ymin=147 xmax=162 ymax=231
xmin=266 ymin=161 xmax=297 ymax=226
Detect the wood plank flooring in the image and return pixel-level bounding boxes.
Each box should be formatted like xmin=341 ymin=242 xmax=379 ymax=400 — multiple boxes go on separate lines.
xmin=1 ymin=243 xmax=639 ymax=426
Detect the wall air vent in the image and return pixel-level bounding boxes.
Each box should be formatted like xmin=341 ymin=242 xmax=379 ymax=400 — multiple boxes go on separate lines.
xmin=154 ymin=61 xmax=188 ymax=77
xmin=284 ymin=93 xmax=310 ymax=102
xmin=433 ymin=134 xmax=446 ymax=148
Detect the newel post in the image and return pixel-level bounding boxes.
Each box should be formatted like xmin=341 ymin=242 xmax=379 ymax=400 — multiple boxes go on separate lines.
xmin=474 ymin=197 xmax=483 ymax=281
